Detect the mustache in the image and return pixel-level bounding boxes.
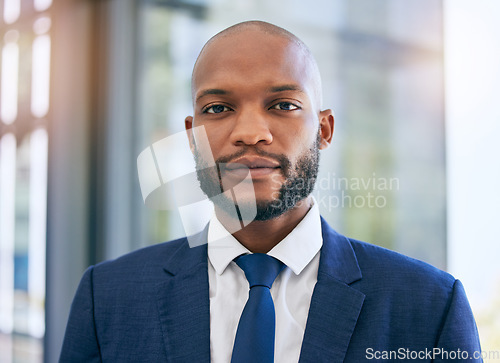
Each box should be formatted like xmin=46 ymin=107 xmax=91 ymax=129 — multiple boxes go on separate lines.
xmin=215 ymin=148 xmax=292 ymax=174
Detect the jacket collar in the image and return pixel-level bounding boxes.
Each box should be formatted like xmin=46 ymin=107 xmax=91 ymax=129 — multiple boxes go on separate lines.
xmin=317 ymin=216 xmax=362 ymax=284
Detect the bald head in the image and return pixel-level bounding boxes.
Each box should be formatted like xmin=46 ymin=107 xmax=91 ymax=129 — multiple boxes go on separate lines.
xmin=199 ymin=21 xmax=308 ymax=56
xmin=191 ymin=21 xmax=323 ymax=110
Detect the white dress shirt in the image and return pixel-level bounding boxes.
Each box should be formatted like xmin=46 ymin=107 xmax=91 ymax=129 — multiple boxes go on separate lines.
xmin=207 ymin=200 xmax=323 ymax=363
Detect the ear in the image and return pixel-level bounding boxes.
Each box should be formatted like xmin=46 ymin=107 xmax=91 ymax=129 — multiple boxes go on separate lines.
xmin=318 ymin=109 xmax=334 ymax=150
xmin=185 ymin=116 xmax=195 ymax=153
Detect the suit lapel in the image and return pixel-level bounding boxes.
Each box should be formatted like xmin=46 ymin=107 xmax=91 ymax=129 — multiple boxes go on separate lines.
xmin=156 ymin=230 xmax=211 ymax=363
xmin=299 ymin=218 xmax=365 ymax=363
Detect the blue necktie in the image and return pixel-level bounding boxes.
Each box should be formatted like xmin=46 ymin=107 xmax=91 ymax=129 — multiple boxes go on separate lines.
xmin=231 ymin=253 xmax=285 ymax=363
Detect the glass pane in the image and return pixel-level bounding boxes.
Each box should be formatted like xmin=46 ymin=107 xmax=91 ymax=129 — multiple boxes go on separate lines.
xmin=34 ymin=0 xmax=52 ymax=12
xmin=0 ymin=133 xmax=17 ymax=334
xmin=3 ymin=0 xmax=20 ymax=24
xmin=27 ymin=128 xmax=48 ymax=339
xmin=137 ymin=5 xmax=206 ymax=244
xmin=1 ymin=33 xmax=19 ymax=125
xmin=13 ymin=133 xmax=30 ymax=337
xmin=0 ymin=131 xmax=45 ymax=362
xmin=31 ymin=34 xmax=51 ymax=118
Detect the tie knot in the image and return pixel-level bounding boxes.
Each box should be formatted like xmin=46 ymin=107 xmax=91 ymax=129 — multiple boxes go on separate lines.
xmin=235 ymin=253 xmax=285 ymax=289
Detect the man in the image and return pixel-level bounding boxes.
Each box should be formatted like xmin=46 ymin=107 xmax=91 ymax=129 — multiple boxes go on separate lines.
xmin=60 ymin=21 xmax=482 ymax=362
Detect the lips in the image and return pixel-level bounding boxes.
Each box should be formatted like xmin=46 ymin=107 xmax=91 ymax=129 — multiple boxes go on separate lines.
xmin=224 ymin=156 xmax=280 ymax=170
xmin=222 ymin=156 xmax=281 ymax=178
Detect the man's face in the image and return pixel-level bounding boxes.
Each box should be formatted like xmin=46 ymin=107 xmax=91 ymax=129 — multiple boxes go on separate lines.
xmin=186 ymin=29 xmax=331 ymax=220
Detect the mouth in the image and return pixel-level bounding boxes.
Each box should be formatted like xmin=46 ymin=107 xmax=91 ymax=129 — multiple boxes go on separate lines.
xmin=222 ymin=156 xmax=281 ymax=178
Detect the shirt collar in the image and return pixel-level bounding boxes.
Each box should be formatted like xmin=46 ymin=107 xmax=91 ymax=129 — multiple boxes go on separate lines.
xmin=207 ymin=197 xmax=323 ymax=276
xmin=207 ymin=214 xmax=250 ymax=275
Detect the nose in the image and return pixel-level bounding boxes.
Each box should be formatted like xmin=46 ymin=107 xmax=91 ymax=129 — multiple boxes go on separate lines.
xmin=229 ymin=106 xmax=273 ymax=146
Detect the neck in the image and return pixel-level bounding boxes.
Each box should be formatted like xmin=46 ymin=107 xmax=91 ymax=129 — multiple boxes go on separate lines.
xmin=215 ymin=196 xmax=313 ymax=253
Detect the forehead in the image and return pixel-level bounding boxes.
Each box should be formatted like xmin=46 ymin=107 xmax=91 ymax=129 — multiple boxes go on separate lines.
xmin=192 ymin=30 xmax=316 ymax=101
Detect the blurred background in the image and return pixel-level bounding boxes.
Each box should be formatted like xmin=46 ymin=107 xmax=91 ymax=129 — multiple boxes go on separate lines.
xmin=0 ymin=0 xmax=498 ymax=362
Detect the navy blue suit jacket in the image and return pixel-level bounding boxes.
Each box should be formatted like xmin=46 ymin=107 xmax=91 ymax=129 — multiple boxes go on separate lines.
xmin=60 ymin=218 xmax=482 ymax=362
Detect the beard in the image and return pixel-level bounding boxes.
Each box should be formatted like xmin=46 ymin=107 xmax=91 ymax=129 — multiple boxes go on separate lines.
xmin=194 ymin=133 xmax=320 ymax=221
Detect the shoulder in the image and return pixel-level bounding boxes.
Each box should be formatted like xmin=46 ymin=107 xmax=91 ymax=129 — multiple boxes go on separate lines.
xmin=344 ymin=238 xmax=480 ymax=350
xmin=344 ymin=237 xmax=459 ymax=312
xmin=90 ymin=236 xmax=193 ymax=281
xmin=327 ymin=236 xmax=481 ymax=353
xmin=349 ymin=237 xmax=455 ymax=288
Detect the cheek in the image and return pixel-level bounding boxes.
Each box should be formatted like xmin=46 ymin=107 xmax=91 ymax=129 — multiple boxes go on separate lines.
xmin=199 ymin=121 xmax=244 ymax=162
xmin=203 ymin=128 xmax=228 ymax=159
xmin=280 ymin=122 xmax=317 ymax=152
xmin=287 ymin=130 xmax=319 ymax=167
xmin=192 ymin=125 xmax=219 ymax=162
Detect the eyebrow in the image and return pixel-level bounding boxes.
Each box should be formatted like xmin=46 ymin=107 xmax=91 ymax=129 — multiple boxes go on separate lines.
xmin=268 ymin=84 xmax=305 ymax=94
xmin=195 ymin=84 xmax=305 ymax=103
xmin=196 ymin=88 xmax=230 ymax=103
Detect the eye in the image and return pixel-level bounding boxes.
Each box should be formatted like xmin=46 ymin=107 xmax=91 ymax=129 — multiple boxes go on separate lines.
xmin=203 ymin=104 xmax=232 ymax=114
xmin=270 ymin=102 xmax=300 ymax=111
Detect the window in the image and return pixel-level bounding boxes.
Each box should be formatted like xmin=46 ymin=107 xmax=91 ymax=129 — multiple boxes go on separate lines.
xmin=0 ymin=0 xmax=52 ymax=361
